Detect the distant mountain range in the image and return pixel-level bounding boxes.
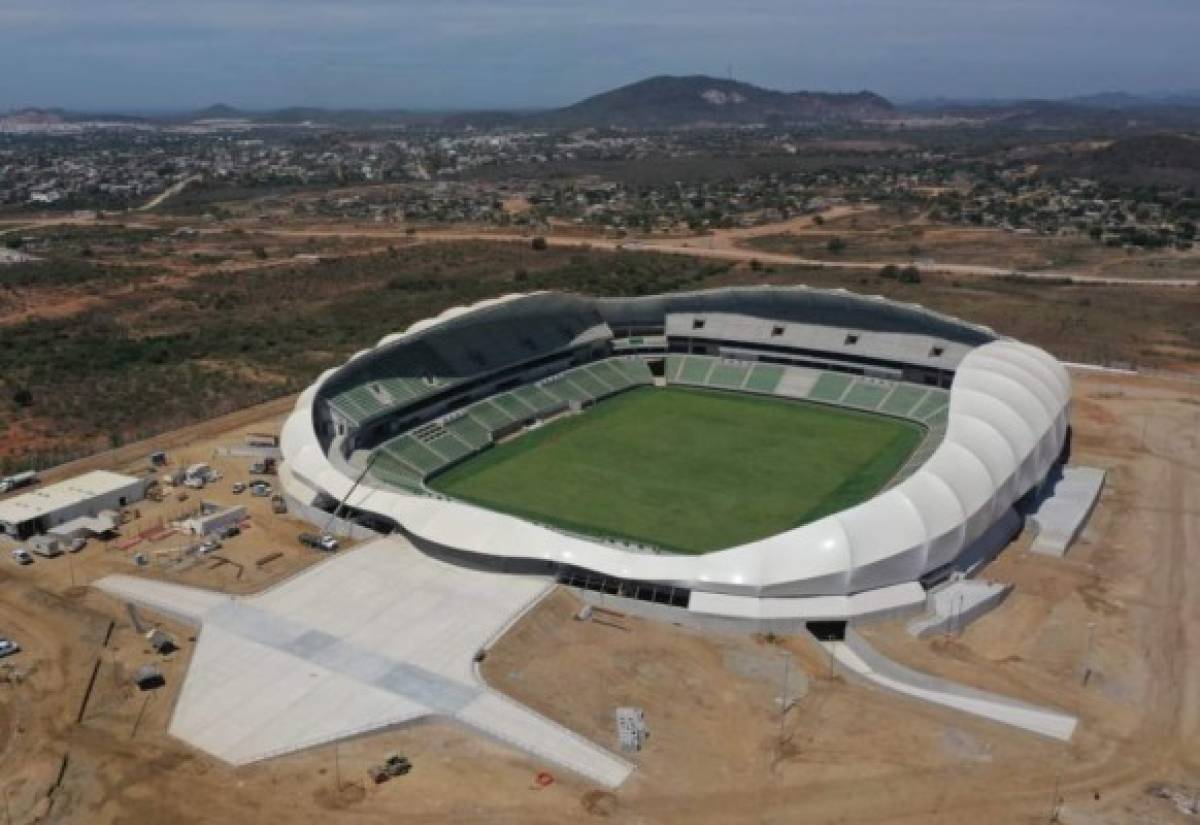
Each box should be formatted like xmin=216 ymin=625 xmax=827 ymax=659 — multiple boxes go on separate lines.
xmin=6 ymin=76 xmax=1200 ymax=131
xmin=2 ymin=76 xmax=895 ymax=130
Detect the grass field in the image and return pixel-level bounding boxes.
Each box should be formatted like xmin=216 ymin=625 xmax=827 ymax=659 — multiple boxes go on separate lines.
xmin=430 ymin=386 xmax=924 ymax=554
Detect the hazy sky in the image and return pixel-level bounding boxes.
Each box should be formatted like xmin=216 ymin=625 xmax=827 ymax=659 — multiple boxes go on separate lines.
xmin=2 ymin=0 xmax=1197 ymax=111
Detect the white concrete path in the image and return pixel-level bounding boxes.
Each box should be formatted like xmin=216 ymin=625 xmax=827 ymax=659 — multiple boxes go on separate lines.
xmin=94 ymin=536 xmax=633 ymax=787
xmin=826 ymin=628 xmax=1077 ymax=741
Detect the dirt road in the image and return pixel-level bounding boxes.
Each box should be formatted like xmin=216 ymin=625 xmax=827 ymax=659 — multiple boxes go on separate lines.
xmin=3 ymin=205 xmax=1196 ymax=286
xmin=246 ymin=222 xmax=1200 ymax=288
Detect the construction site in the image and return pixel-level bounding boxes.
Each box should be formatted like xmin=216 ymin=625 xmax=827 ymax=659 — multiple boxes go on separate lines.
xmin=0 ymin=346 xmax=1192 ymax=823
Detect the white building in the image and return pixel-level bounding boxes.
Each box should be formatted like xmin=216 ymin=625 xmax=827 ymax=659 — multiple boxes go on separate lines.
xmin=0 ymin=470 xmax=144 ymax=540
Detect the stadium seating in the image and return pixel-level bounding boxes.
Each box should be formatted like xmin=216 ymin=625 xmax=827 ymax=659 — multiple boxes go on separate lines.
xmin=660 ymin=354 xmax=951 ymax=492
xmin=326 ymin=300 xmax=610 ymax=428
xmin=807 ymin=372 xmax=855 ymax=403
xmin=665 ymin=354 xmax=948 ymax=422
xmin=743 ymin=364 xmax=785 ymax=394
xmin=367 ymin=356 xmax=654 ymax=492
xmin=443 ymin=415 xmax=490 ymax=450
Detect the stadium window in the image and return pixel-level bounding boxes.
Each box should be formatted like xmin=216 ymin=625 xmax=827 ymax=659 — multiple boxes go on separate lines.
xmin=930 ymin=345 xmax=945 ymax=357
xmin=692 ymin=318 xmax=706 ymax=330
xmin=844 ymin=333 xmax=859 ymax=345
xmin=771 ymin=325 xmax=785 ymax=337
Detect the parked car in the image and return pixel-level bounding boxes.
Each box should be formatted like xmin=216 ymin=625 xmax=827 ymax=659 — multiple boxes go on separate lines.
xmin=0 ymin=639 xmax=19 ymax=658
xmin=250 ymin=481 xmax=272 ymax=497
xmin=10 ymin=548 xmax=32 ymax=565
xmin=220 ymin=524 xmax=241 ymax=539
xmin=199 ymin=537 xmax=222 ymax=554
xmin=298 ymin=532 xmax=339 ymax=552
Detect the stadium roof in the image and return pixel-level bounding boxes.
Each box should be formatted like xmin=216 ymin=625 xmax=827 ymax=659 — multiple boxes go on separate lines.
xmin=280 ymin=290 xmax=1069 ymax=620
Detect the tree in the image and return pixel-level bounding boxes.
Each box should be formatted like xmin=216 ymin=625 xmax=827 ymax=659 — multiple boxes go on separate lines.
xmin=12 ymin=388 xmax=33 ymax=407
xmin=899 ymin=265 xmax=922 ymax=284
xmin=826 ymin=236 xmax=846 ymax=254
xmin=531 ymin=236 xmax=548 ymax=251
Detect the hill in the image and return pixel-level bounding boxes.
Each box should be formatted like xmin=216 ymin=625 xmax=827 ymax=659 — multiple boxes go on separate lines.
xmin=1043 ymin=133 xmax=1200 ymax=190
xmin=523 ymin=75 xmax=894 ymax=128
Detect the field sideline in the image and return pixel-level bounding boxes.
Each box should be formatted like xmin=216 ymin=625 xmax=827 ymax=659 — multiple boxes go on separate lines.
xmin=430 ymin=386 xmax=923 ymax=554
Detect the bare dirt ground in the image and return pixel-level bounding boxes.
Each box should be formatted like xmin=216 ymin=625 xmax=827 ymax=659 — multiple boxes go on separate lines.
xmin=0 ymin=368 xmax=1193 ymax=823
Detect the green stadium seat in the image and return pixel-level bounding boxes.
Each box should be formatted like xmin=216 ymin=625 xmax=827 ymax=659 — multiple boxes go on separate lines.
xmin=920 ymin=401 xmax=950 ymax=424
xmin=467 ymin=400 xmax=514 ymax=432
xmin=910 ymin=389 xmax=950 ymax=421
xmin=588 ymin=360 xmax=630 ymax=390
xmin=444 ymin=415 xmax=490 ymax=449
xmin=385 ymin=435 xmax=444 ymax=476
xmin=707 ymin=362 xmax=750 ymax=388
xmin=880 ymin=384 xmax=928 ymax=417
xmin=368 ymin=453 xmax=425 ymax=493
xmin=678 ymin=356 xmax=714 ymax=385
xmin=512 ymin=384 xmax=561 ymax=416
xmin=492 ymin=392 xmax=536 ymax=421
xmin=543 ymin=377 xmax=593 ymax=404
xmin=666 ymin=355 xmax=684 ymax=382
xmin=808 ymin=372 xmax=854 ymax=402
xmin=568 ymin=370 xmax=610 ymax=398
xmin=744 ymin=364 xmax=784 ymax=394
xmin=842 ymin=381 xmax=891 ymax=410
xmin=425 ymin=432 xmax=473 ymax=464
xmin=614 ymin=358 xmax=653 ymax=384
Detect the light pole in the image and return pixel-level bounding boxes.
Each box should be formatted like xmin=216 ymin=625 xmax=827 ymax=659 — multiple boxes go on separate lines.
xmin=1083 ymin=622 xmax=1096 ymax=686
xmin=778 ymin=655 xmax=790 ymax=748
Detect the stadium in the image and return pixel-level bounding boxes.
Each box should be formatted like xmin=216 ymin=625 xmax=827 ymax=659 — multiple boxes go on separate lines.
xmin=279 ymin=286 xmax=1071 ymax=627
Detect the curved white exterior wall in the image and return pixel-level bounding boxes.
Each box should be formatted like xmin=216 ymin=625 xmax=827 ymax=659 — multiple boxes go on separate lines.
xmin=279 ymin=291 xmax=1070 ymax=619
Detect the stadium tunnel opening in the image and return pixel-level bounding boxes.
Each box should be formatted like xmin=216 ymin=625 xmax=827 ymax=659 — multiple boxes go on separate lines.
xmin=806 ymin=620 xmax=847 ymax=642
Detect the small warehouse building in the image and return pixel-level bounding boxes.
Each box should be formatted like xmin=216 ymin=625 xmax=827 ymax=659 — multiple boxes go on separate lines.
xmin=183 ymin=503 xmax=247 ymax=537
xmin=0 ymin=470 xmax=144 ymax=540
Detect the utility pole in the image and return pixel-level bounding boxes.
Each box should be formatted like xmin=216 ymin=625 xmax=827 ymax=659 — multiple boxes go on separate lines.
xmin=778 ymin=655 xmax=790 ymax=747
xmin=1047 ymin=768 xmax=1062 ymax=823
xmin=1082 ymin=622 xmax=1096 ymax=686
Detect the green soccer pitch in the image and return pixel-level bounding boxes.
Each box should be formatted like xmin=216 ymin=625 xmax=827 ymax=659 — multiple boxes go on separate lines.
xmin=430 ymin=386 xmax=924 ymax=555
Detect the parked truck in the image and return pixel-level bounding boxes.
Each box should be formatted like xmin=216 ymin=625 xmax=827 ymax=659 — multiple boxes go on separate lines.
xmin=0 ymin=471 xmax=38 ymax=493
